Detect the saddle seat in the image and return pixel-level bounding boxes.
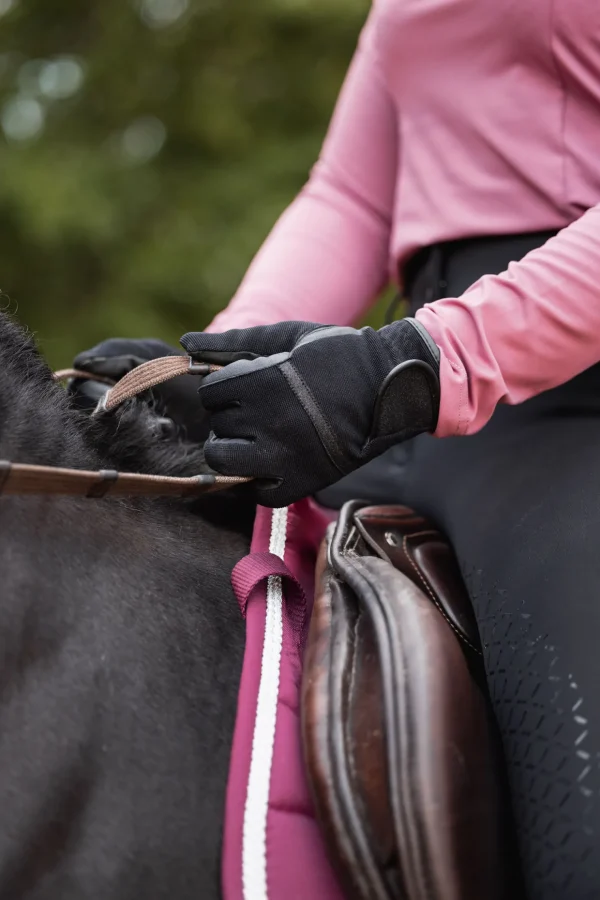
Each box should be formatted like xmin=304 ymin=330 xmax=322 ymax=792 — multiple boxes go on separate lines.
xmin=302 ymin=500 xmax=524 ymax=900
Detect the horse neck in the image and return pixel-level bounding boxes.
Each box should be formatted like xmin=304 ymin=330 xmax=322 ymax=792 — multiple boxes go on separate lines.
xmin=0 ymin=317 xmax=249 ymax=897
xmin=0 ymin=318 xmax=93 ymax=470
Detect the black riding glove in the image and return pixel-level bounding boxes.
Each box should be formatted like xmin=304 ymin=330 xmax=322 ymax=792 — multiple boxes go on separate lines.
xmin=180 ymin=319 xmax=440 ymax=507
xmin=72 ymin=338 xmax=210 ymax=442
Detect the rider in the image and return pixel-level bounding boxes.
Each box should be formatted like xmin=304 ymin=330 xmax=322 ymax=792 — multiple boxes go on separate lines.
xmin=75 ymin=2 xmax=600 ymax=896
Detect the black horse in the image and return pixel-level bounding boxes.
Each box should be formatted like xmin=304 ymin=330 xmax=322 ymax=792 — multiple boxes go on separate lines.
xmin=0 ymin=313 xmax=255 ymax=899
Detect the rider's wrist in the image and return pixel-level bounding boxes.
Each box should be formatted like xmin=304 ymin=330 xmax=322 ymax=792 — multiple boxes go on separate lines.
xmin=378 ymin=318 xmax=440 ymax=374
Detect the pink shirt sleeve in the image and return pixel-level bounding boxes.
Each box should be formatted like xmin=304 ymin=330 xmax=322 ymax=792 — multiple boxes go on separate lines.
xmin=417 ymin=203 xmax=600 ymax=436
xmin=207 ymin=13 xmax=397 ymax=333
xmin=207 ymin=10 xmax=600 ymax=443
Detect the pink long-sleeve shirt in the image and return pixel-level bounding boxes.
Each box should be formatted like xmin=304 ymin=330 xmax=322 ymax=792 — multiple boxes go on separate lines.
xmin=208 ymin=0 xmax=600 ymax=436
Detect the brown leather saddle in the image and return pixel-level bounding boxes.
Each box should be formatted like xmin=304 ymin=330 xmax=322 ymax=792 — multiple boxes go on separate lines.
xmin=302 ymin=500 xmax=525 ymax=900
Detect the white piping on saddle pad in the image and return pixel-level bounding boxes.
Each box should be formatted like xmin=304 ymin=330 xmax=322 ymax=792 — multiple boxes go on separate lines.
xmin=242 ymin=506 xmax=289 ymax=900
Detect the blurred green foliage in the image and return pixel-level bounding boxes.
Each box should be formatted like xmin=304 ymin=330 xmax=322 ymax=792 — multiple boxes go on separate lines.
xmin=0 ymin=0 xmax=375 ymax=366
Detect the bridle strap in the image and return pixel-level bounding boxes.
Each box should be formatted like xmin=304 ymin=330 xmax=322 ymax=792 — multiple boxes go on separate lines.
xmin=0 ymin=461 xmax=249 ymax=499
xmin=99 ymin=355 xmax=219 ymax=412
xmin=53 ymin=369 xmax=115 ymax=386
xmin=0 ymin=355 xmax=250 ymax=499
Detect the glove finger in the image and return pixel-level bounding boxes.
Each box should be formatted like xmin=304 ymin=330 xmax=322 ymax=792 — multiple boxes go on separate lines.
xmin=198 ymin=356 xmax=289 ymax=414
xmin=198 ymin=372 xmax=242 ymax=412
xmin=67 ymin=378 xmax=110 ymax=412
xmin=204 ymin=435 xmax=291 ymax=502
xmin=74 ymin=338 xmax=180 ymax=378
xmin=74 ymin=338 xmax=141 ymax=367
xmin=207 ymin=404 xmax=256 ymax=441
xmin=147 ymin=376 xmax=210 ymax=444
xmin=204 ymin=442 xmax=285 ymax=507
xmin=204 ymin=435 xmax=258 ymax=477
xmin=76 ymin=337 xmax=180 ymax=361
xmin=180 ymin=322 xmax=319 ymax=363
xmin=252 ymin=482 xmax=295 ymax=509
xmin=252 ymin=466 xmax=345 ymax=508
xmin=74 ymin=353 xmax=150 ymax=380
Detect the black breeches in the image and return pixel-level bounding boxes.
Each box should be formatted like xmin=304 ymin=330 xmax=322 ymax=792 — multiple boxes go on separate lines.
xmin=318 ymin=234 xmax=600 ymax=899
xmin=403 ymin=378 xmax=600 ymax=899
xmin=322 ymin=367 xmax=600 ymax=899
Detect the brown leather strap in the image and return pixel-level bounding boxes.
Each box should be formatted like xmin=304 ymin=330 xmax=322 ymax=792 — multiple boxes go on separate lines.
xmin=53 ymin=369 xmax=115 ymax=386
xmin=101 ymin=356 xmax=219 ymax=412
xmin=0 ymin=460 xmax=250 ymax=498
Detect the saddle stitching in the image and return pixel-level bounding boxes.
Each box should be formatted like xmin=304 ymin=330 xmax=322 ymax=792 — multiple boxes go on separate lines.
xmin=345 ymin=605 xmax=362 ymax=820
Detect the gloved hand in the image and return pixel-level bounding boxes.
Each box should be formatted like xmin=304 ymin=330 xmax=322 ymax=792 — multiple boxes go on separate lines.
xmin=180 ymin=318 xmax=440 ymax=507
xmin=72 ymin=337 xmax=210 ymax=442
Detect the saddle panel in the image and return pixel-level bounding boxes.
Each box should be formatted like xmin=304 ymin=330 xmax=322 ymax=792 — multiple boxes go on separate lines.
xmin=302 ymin=501 xmax=523 ymax=900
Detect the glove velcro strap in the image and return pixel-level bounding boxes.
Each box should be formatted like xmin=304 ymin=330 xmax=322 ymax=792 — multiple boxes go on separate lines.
xmin=370 ymin=359 xmax=440 ymax=442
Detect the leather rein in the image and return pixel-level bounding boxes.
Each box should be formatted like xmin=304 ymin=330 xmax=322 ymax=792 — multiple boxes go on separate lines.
xmin=0 ymin=356 xmax=250 ymax=499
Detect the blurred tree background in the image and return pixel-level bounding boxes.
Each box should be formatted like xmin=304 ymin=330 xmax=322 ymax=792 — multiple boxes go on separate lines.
xmin=0 ymin=0 xmax=373 ymax=367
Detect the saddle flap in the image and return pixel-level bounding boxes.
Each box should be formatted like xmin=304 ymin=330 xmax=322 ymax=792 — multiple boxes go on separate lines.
xmin=302 ymin=501 xmax=522 ymax=900
xmin=351 ymin=504 xmax=481 ymax=653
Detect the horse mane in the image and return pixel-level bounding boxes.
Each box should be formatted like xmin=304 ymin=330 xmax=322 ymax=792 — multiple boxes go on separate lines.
xmin=0 ymin=312 xmax=209 ymax=479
